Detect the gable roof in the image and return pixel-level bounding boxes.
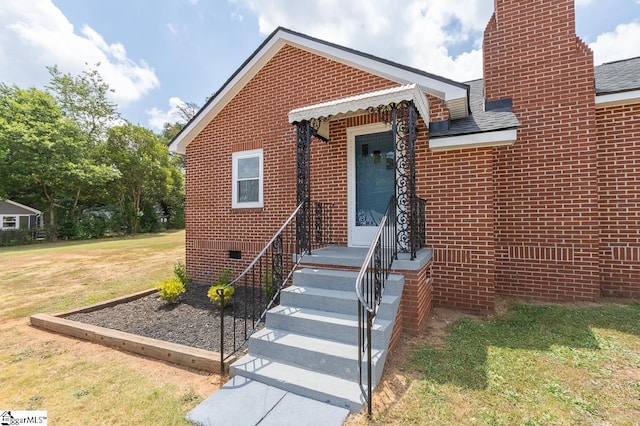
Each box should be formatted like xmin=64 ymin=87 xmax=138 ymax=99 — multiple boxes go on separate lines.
xmin=169 ymin=27 xmax=470 ymax=154
xmin=0 ymin=199 xmax=41 ymax=215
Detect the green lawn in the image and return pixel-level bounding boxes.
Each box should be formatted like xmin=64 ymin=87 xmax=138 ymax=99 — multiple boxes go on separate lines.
xmin=2 ymin=233 xmax=639 ymax=425
xmin=372 ymin=302 xmax=640 ymax=425
xmin=0 ymin=231 xmax=222 ymax=426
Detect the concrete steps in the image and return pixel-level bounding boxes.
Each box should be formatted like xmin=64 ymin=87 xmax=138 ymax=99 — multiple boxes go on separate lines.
xmin=230 ymin=261 xmax=404 ymax=412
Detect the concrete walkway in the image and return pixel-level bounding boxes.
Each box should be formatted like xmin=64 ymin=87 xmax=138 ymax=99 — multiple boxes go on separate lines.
xmin=186 ymin=376 xmax=350 ymax=426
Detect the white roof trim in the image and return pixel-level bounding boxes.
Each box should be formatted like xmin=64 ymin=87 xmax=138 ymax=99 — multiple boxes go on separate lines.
xmin=1 ymin=199 xmax=42 ymax=214
xmin=169 ymin=28 xmax=468 ymax=155
xmin=288 ymin=84 xmax=430 ymax=124
xmin=429 ymin=129 xmax=517 ymax=152
xmin=596 ymin=89 xmax=640 ymax=107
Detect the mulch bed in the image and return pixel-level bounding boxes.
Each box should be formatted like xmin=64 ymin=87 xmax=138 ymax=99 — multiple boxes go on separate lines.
xmin=66 ymin=284 xmax=266 ymax=354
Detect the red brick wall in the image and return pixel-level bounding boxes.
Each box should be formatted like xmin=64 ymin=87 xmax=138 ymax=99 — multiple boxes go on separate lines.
xmin=420 ymin=146 xmax=496 ymax=311
xmin=185 ymin=45 xmax=396 ymax=284
xmin=485 ymin=0 xmax=601 ymax=301
xmin=597 ymin=102 xmax=640 ymax=297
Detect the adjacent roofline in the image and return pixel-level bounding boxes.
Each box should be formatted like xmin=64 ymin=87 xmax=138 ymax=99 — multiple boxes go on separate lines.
xmin=596 ymin=89 xmax=640 ymax=107
xmin=169 ymin=27 xmax=469 ymax=154
xmin=429 ymin=129 xmax=517 ymax=152
xmin=0 ymin=199 xmax=42 ymax=215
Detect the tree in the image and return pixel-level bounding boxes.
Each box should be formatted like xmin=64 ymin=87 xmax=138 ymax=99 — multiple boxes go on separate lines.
xmin=47 ymin=64 xmax=120 ymax=144
xmin=0 ymin=84 xmax=114 ymax=241
xmin=103 ymin=124 xmax=183 ymax=234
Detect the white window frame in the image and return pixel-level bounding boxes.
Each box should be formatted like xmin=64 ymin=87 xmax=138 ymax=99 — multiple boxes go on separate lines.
xmin=2 ymin=215 xmax=17 ymax=230
xmin=232 ymin=149 xmax=264 ymax=209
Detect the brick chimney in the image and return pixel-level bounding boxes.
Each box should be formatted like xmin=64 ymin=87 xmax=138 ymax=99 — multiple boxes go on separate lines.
xmin=483 ymin=0 xmax=601 ymax=301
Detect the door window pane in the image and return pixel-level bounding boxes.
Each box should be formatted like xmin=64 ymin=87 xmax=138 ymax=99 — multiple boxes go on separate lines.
xmin=355 ymin=131 xmax=395 ymax=227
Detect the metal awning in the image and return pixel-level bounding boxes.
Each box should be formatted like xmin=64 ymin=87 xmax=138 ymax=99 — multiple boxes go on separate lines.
xmin=288 ymin=83 xmax=430 ymax=126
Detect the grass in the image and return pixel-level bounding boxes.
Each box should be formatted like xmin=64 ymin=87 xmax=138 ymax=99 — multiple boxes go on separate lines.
xmin=373 ymin=302 xmax=640 ymax=425
xmin=2 ymin=233 xmax=639 ymax=424
xmin=0 ymin=231 xmax=220 ymax=425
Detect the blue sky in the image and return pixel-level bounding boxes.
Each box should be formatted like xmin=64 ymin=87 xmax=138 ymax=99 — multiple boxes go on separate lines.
xmin=1 ymin=0 xmax=639 ymax=132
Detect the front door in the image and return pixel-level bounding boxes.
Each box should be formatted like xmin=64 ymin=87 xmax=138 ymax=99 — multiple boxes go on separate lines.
xmin=347 ymin=123 xmax=395 ymax=247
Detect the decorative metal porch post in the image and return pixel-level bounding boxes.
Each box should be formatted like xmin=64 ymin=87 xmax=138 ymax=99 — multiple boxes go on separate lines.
xmin=295 ymin=120 xmax=312 ymax=254
xmin=374 ymin=101 xmax=419 ymax=258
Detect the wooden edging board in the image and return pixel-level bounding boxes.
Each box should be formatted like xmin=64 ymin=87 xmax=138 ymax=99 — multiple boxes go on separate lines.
xmin=29 ymin=289 xmax=235 ymax=373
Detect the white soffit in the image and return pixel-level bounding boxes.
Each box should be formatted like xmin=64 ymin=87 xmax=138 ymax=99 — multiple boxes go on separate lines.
xmin=288 ymin=84 xmax=430 ymax=124
xmin=429 ymin=129 xmax=517 ymax=152
xmin=596 ymin=89 xmax=640 ymax=107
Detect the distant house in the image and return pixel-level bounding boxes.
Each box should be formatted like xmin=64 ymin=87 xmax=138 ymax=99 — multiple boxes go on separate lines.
xmin=0 ymin=199 xmax=42 ymax=230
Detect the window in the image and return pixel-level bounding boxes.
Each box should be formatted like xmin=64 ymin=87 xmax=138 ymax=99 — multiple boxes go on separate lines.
xmin=232 ymin=149 xmax=263 ymax=208
xmin=2 ymin=216 xmax=17 ymax=229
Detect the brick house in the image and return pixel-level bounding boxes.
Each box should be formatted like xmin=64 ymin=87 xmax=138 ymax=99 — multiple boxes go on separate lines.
xmin=170 ymin=0 xmax=639 ymax=326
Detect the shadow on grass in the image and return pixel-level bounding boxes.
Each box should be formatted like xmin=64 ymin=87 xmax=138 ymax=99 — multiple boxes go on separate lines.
xmin=408 ymin=301 xmax=640 ymax=390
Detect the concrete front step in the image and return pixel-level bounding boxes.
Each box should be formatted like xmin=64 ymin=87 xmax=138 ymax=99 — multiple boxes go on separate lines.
xmin=248 ymin=327 xmax=384 ymax=382
xmin=228 ymin=263 xmax=403 ymax=414
xmin=230 ymin=354 xmax=367 ymax=412
xmin=293 ymin=268 xmax=404 ymax=296
xmin=266 ymin=305 xmax=392 ymax=348
xmin=281 ymin=285 xmax=401 ymax=320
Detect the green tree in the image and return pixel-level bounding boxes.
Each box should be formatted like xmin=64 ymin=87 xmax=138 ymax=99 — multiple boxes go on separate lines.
xmin=0 ymin=84 xmax=114 ymax=241
xmin=103 ymin=124 xmax=183 ymax=234
xmin=47 ymin=64 xmax=120 ymax=144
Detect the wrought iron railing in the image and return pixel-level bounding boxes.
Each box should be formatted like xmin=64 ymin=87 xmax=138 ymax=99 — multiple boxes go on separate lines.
xmin=355 ymin=196 xmax=397 ymax=416
xmin=216 ymin=200 xmax=333 ymax=368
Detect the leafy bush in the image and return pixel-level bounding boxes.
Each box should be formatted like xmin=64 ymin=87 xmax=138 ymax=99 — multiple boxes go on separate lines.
xmin=173 ymin=261 xmax=189 ymax=286
xmin=157 ymin=277 xmax=185 ymax=304
xmin=208 ymin=268 xmax=234 ymax=308
xmin=208 ymin=284 xmax=234 ymax=308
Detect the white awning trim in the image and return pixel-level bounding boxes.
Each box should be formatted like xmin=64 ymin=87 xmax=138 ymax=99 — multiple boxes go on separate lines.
xmin=429 ymin=129 xmax=517 ymax=152
xmin=288 ymin=83 xmax=430 ymax=124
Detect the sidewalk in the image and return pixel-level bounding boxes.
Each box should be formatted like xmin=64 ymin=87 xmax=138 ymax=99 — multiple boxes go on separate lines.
xmin=187 ymin=376 xmax=350 ymax=426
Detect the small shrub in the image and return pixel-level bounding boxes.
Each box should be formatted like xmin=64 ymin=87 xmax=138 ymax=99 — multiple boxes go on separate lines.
xmin=173 ymin=261 xmax=189 ymax=286
xmin=208 ymin=285 xmax=234 ymax=308
xmin=157 ymin=277 xmax=186 ymax=304
xmin=208 ymin=268 xmax=234 ymax=308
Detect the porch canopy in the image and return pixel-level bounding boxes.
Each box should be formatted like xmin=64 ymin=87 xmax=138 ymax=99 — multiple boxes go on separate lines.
xmin=289 ymin=83 xmax=428 ymax=258
xmin=288 ymin=84 xmax=430 ymax=139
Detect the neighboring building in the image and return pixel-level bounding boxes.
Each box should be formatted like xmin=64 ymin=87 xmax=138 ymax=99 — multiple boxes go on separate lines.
xmin=0 ymin=199 xmax=42 ymax=230
xmin=170 ymin=0 xmax=640 ymax=322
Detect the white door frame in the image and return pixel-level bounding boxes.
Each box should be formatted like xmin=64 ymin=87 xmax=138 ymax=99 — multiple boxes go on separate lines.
xmin=346 ymin=122 xmax=393 ymax=247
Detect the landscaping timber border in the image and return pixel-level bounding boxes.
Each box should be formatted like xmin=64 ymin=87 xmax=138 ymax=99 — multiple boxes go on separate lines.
xmin=30 ymin=289 xmax=235 ymax=373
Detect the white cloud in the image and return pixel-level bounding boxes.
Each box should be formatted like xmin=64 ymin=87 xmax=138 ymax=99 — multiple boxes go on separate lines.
xmin=230 ymin=11 xmax=244 ymax=22
xmin=231 ymin=0 xmax=493 ymax=81
xmin=147 ymin=97 xmax=190 ymax=131
xmin=589 ymin=22 xmax=640 ymax=64
xmin=0 ymin=0 xmax=159 ymax=106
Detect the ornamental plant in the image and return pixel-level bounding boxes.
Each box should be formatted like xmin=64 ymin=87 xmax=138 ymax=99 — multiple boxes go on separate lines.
xmin=173 ymin=261 xmax=190 ymax=287
xmin=157 ymin=277 xmax=186 ymax=304
xmin=208 ymin=268 xmax=234 ymax=308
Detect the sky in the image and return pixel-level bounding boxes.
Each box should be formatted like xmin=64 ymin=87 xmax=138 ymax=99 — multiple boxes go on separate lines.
xmin=1 ymin=0 xmax=639 ymax=132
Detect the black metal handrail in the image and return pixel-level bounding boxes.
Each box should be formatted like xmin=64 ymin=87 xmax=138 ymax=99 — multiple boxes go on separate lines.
xmin=216 ymin=200 xmax=333 ymax=369
xmin=355 ymin=196 xmax=397 ymax=416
